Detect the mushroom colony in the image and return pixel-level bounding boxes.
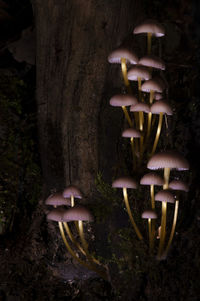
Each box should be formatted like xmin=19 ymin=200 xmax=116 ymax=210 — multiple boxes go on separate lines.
xmin=45 ymin=19 xmax=190 ymax=278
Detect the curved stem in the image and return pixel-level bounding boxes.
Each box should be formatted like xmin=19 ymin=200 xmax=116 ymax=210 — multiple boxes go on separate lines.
xmin=63 ymin=221 xmax=86 ymax=256
xmin=121 ymin=58 xmax=132 ymax=94
xmin=58 ymin=222 xmax=107 ymax=281
xmin=78 ymin=221 xmax=101 ymax=266
xmin=123 ymin=187 xmax=143 ymax=240
xmin=158 ymin=201 xmax=167 ymax=258
xmin=151 ymin=112 xmax=163 ymax=156
xmin=122 ymin=106 xmax=133 ymax=127
xmin=147 ymin=32 xmax=152 ymax=55
xmin=163 ymin=200 xmax=179 ymax=257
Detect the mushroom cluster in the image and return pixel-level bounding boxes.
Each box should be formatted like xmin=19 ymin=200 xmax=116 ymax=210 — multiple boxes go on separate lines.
xmin=45 ymin=185 xmax=108 ymax=280
xmin=108 ymin=20 xmax=190 ymax=260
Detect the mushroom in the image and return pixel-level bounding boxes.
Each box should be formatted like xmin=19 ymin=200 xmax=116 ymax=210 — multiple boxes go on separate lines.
xmin=147 ymin=151 xmax=189 ymax=258
xmin=122 ymin=128 xmax=141 ymax=168
xmin=150 ymin=100 xmax=173 ymax=155
xmin=163 ymin=180 xmax=189 ymax=257
xmin=139 ymin=55 xmax=165 ymax=71
xmin=155 ymin=190 xmax=175 ymax=257
xmin=133 ymin=19 xmax=165 ymax=55
xmin=141 ymin=78 xmax=165 ymax=141
xmin=140 ymin=172 xmax=164 ymax=209
xmin=142 ymin=210 xmax=157 ymax=250
xmin=127 ymin=65 xmax=151 ymax=102
xmin=130 ymin=103 xmax=150 ymax=158
xmin=112 ymin=177 xmax=143 ymax=240
xmin=45 ymin=192 xmax=71 ymax=207
xmin=109 ymin=94 xmax=138 ymax=127
xmin=108 ymin=47 xmax=138 ymax=93
xmin=63 ymin=185 xmax=82 ymax=207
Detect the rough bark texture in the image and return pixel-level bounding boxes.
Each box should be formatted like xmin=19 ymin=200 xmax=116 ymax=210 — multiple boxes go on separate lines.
xmin=35 ymin=0 xmax=144 ymax=197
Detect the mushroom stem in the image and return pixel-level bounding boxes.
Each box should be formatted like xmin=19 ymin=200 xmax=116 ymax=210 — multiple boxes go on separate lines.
xmin=163 ymin=200 xmax=179 ymax=257
xmin=121 ymin=58 xmax=132 ymax=94
xmin=58 ymin=222 xmax=108 ymax=281
xmin=78 ymin=220 xmax=101 ymax=266
xmin=146 ymin=112 xmax=152 ymax=142
xmin=122 ymin=106 xmax=133 ymax=127
xmin=63 ymin=221 xmax=86 ymax=256
xmin=130 ymin=137 xmax=136 ymax=169
xmin=147 ymin=32 xmax=152 ymax=55
xmin=123 ymin=187 xmax=143 ymax=240
xmin=71 ymin=195 xmax=75 ymax=207
xmin=151 ymin=112 xmax=164 ymax=156
xmin=163 ymin=167 xmax=171 ymax=189
xmin=138 ymin=77 xmax=142 ymax=102
xmin=149 ymin=90 xmax=154 ymax=104
xmin=158 ymin=201 xmax=167 ymax=258
xmin=148 ymin=218 xmax=153 ymax=251
xmin=150 ymin=185 xmax=155 ymax=209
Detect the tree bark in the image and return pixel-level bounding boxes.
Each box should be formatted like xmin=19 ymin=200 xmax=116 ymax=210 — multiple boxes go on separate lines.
xmin=35 ymin=0 xmax=144 ymax=197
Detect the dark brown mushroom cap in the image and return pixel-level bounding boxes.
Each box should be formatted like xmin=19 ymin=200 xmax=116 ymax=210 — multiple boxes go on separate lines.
xmin=147 ymin=151 xmax=189 ymax=171
xmin=142 ymin=210 xmax=158 ymax=219
xmin=151 ymin=100 xmax=173 ymax=115
xmin=140 ymin=172 xmax=164 ymax=186
xmin=45 ymin=193 xmax=71 ymax=206
xmin=155 ymin=190 xmax=175 ymax=203
xmin=63 ymin=185 xmax=82 ymax=199
xmin=169 ymin=180 xmax=189 ymax=192
xmin=139 ymin=55 xmax=165 ymax=70
xmin=112 ymin=177 xmax=138 ymax=189
xmin=110 ymin=94 xmax=138 ymax=107
xmin=108 ymin=48 xmax=138 ymax=64
xmin=62 ymin=206 xmax=94 ymax=222
xmin=141 ymin=78 xmax=164 ymax=93
xmin=46 ymin=208 xmax=69 ymax=222
xmin=127 ymin=65 xmax=151 ymax=81
xmin=130 ymin=102 xmax=150 ymax=113
xmin=133 ymin=19 xmax=165 ymax=37
xmin=122 ymin=128 xmax=141 ymax=138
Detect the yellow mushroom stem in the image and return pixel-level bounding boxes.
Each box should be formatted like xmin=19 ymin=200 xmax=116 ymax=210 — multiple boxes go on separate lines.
xmin=147 ymin=32 xmax=152 ymax=55
xmin=122 ymin=106 xmax=133 ymax=127
xmin=148 ymin=218 xmax=154 ymax=252
xmin=78 ymin=220 xmax=101 ymax=267
xmin=151 ymin=112 xmax=164 ymax=156
xmin=58 ymin=222 xmax=107 ymax=281
xmin=146 ymin=112 xmax=152 ymax=141
xmin=158 ymin=201 xmax=167 ymax=258
xmin=63 ymin=221 xmax=86 ymax=256
xmin=150 ymin=185 xmax=155 ymax=209
xmin=123 ymin=187 xmax=143 ymax=240
xmin=121 ymin=58 xmax=132 ymax=94
xmin=71 ymin=195 xmax=75 ymax=207
xmin=164 ymin=200 xmax=179 ymax=257
xmin=163 ymin=167 xmax=171 ymax=190
xmin=138 ymin=77 xmax=142 ymax=102
xmin=138 ymin=112 xmax=144 ymax=161
xmin=130 ymin=137 xmax=136 ymax=169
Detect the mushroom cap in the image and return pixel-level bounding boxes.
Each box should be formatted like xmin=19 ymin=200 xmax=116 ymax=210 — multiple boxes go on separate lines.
xmin=151 ymin=100 xmax=173 ymax=115
xmin=133 ymin=19 xmax=165 ymax=37
xmin=142 ymin=210 xmax=158 ymax=219
xmin=130 ymin=102 xmax=150 ymax=113
xmin=147 ymin=151 xmax=189 ymax=171
xmin=62 ymin=206 xmax=94 ymax=222
xmin=110 ymin=94 xmax=138 ymax=107
xmin=46 ymin=208 xmax=68 ymax=222
xmin=112 ymin=177 xmax=138 ymax=189
xmin=139 ymin=55 xmax=165 ymax=70
xmin=63 ymin=185 xmax=82 ymax=199
xmin=45 ymin=193 xmax=71 ymax=206
xmin=122 ymin=128 xmax=141 ymax=138
xmin=127 ymin=65 xmax=151 ymax=81
xmin=169 ymin=180 xmax=189 ymax=192
xmin=140 ymin=172 xmax=164 ymax=186
xmin=154 ymin=92 xmax=163 ymax=100
xmin=108 ymin=48 xmax=138 ymax=64
xmin=141 ymin=78 xmax=164 ymax=93
xmin=155 ymin=190 xmax=175 ymax=203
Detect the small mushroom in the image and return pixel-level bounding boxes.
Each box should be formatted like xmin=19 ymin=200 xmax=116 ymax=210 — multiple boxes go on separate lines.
xmin=142 ymin=210 xmax=157 ymax=250
xmin=108 ymin=48 xmax=138 ymax=93
xmin=139 ymin=55 xmax=165 ymax=71
xmin=112 ymin=177 xmax=143 ymax=240
xmin=110 ymin=94 xmax=138 ymax=127
xmin=45 ymin=192 xmax=71 ymax=207
xmin=63 ymin=185 xmax=82 ymax=207
xmin=122 ymin=128 xmax=141 ymax=168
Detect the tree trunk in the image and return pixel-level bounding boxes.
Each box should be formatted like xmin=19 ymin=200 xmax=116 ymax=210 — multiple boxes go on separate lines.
xmin=35 ymin=0 xmax=144 ymax=197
